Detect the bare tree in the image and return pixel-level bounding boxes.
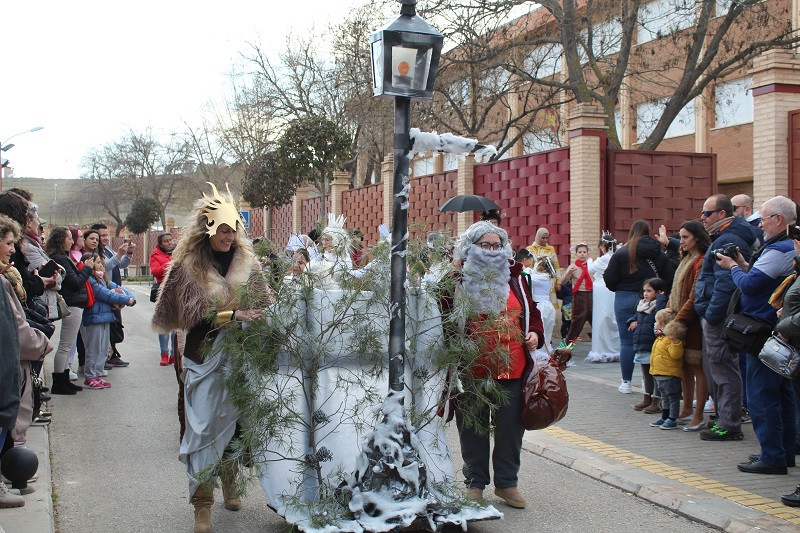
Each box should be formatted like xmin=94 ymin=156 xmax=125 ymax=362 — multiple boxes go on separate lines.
xmin=111 ymin=129 xmax=194 ymax=229
xmin=75 ymin=130 xmax=194 ymax=232
xmin=68 ymin=147 xmax=129 ymax=230
xmin=418 ymin=0 xmax=800 ymax=150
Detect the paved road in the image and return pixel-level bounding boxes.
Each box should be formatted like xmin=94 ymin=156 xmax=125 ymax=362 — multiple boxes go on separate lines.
xmin=47 ymin=284 xmax=712 ymax=532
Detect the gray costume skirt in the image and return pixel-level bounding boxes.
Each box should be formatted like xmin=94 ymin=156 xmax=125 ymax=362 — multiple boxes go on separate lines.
xmin=179 ymin=331 xmax=239 ymax=497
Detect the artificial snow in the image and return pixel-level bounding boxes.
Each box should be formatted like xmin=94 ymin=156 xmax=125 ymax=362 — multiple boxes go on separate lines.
xmin=409 ymin=128 xmax=498 ymax=163
xmin=252 ymin=288 xmax=502 ymax=532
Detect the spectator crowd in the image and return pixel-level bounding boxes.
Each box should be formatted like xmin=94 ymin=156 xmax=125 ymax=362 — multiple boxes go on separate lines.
xmin=1 ymin=185 xmax=799 ymax=514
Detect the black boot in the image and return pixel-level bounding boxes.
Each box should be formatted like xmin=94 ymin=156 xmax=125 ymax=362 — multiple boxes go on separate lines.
xmin=63 ymin=369 xmax=82 ymax=391
xmin=51 ymin=372 xmax=77 ymax=395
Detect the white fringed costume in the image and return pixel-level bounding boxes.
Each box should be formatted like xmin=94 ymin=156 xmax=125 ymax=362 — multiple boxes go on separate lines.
xmin=585 ymin=250 xmax=621 ymax=362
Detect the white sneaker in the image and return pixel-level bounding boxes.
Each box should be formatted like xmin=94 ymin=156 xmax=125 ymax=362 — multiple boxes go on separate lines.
xmin=68 ymin=370 xmax=78 ymax=381
xmin=703 ymin=399 xmax=715 ymax=413
xmin=618 ymin=380 xmax=632 ymax=394
xmin=101 ymin=370 xmax=108 ymax=377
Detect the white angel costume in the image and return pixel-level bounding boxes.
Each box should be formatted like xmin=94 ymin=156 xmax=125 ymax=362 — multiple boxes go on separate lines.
xmin=306 ymin=214 xmax=353 ymax=288
xmin=286 ymin=233 xmax=320 ymax=261
xmin=585 ymin=250 xmax=620 ymax=362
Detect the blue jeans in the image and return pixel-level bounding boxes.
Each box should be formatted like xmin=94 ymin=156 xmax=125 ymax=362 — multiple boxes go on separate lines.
xmin=746 ymin=353 xmax=796 ymax=466
xmin=739 ymin=352 xmax=747 ymax=409
xmin=159 ymin=332 xmax=175 ymax=355
xmin=614 ymin=291 xmax=639 ymax=382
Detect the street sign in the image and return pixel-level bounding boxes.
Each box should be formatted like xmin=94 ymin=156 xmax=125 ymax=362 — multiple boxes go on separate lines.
xmin=239 ymin=210 xmax=251 ymax=229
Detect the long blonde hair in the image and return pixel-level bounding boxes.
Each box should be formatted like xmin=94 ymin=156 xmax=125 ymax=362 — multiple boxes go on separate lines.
xmin=171 ymin=200 xmax=252 ymax=284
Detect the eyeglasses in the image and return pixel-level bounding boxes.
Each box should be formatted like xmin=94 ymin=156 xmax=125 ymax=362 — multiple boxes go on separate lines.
xmin=701 ymin=209 xmax=722 ymax=217
xmin=476 ymin=241 xmax=503 ymax=251
xmin=761 ymin=213 xmax=780 ymax=223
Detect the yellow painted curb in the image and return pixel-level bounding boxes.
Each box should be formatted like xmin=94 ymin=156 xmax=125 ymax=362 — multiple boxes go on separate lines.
xmin=542 ymin=426 xmax=800 ymax=523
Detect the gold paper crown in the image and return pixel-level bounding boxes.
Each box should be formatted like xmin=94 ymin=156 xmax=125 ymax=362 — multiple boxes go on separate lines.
xmin=199 ymin=182 xmax=243 ymax=237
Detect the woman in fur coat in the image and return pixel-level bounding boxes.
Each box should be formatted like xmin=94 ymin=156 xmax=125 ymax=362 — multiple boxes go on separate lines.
xmin=151 ymin=185 xmax=270 ymax=533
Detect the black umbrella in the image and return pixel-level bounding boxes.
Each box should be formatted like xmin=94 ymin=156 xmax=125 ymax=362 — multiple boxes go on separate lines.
xmin=438 ymin=194 xmax=501 ymax=213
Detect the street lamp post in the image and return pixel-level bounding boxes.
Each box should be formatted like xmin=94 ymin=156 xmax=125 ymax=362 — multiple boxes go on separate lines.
xmin=371 ymin=0 xmax=443 ymax=395
xmin=1 ymin=126 xmax=44 ymax=182
xmin=348 ymin=0 xmax=445 ymax=527
xmin=1 ymin=126 xmax=44 ymax=149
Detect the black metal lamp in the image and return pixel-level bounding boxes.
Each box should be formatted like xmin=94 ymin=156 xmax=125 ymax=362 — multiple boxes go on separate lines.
xmin=370 ymin=0 xmax=443 ymax=99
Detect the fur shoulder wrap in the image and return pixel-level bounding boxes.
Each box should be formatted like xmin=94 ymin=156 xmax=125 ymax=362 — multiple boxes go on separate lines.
xmin=151 ymin=246 xmax=267 ymax=334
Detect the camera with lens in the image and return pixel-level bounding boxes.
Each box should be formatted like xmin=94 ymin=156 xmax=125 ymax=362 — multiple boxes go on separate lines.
xmin=786 ymin=224 xmax=800 ymax=240
xmin=711 ymin=243 xmax=740 ymax=260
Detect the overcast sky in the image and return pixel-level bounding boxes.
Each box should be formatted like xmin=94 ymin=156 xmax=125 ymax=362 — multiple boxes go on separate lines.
xmin=2 ymin=0 xmax=363 ymax=179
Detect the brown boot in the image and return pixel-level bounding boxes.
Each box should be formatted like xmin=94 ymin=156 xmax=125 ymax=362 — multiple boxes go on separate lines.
xmin=191 ymin=483 xmax=213 ymax=533
xmin=633 ymin=394 xmax=652 ymax=411
xmin=494 ymin=486 xmax=526 ymax=508
xmin=643 ymin=396 xmax=661 ymax=414
xmin=221 ymin=477 xmax=242 ymax=511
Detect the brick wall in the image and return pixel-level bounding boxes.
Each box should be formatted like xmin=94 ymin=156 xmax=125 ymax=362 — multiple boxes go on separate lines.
xmin=710 ymin=125 xmax=753 ymax=184
xmin=270 ymin=204 xmax=292 ymax=246
xmin=606 ymin=149 xmax=716 ymax=241
xmin=342 ymin=183 xmax=384 ymax=244
xmin=301 ymin=197 xmax=331 ymax=235
xmin=250 ymin=208 xmax=265 ymax=238
xmin=407 ymin=171 xmax=458 ymax=240
xmin=473 ymin=148 xmax=571 ymax=265
xmin=718 ymin=180 xmax=753 ymax=200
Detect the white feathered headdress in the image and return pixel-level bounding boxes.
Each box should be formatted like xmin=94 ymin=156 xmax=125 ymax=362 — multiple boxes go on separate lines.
xmin=322 ymin=213 xmax=351 ymax=252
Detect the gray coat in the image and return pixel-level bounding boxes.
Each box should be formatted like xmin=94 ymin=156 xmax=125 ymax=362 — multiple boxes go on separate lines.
xmin=0 ymin=278 xmax=21 ymax=430
xmin=776 ymin=271 xmax=800 ymax=347
xmin=1 ymin=277 xmax=53 ymax=442
xmin=22 ymin=235 xmax=63 ymax=320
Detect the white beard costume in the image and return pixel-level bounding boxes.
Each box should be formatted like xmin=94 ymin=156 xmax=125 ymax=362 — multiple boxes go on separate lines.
xmin=459 ymin=246 xmax=511 ymax=315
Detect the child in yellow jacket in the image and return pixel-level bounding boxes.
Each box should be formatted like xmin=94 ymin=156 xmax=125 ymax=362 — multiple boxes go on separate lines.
xmin=648 ymin=309 xmax=687 ymax=430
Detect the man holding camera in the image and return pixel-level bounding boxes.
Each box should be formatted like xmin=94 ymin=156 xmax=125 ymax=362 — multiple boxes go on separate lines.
xmin=694 ymin=194 xmax=759 ymax=441
xmin=91 ymin=223 xmax=135 ymax=368
xmin=715 ymin=196 xmax=796 ymax=474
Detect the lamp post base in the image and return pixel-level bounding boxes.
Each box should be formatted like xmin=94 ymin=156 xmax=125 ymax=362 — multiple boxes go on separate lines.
xmin=347 ymin=391 xmax=502 ymax=532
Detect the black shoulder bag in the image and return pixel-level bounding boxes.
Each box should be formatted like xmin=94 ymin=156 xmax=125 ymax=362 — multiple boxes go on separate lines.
xmin=721 ymin=289 xmax=772 ymax=354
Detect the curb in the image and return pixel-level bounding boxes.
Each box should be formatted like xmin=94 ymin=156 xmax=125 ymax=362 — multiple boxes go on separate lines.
xmin=0 ymin=425 xmax=55 ymax=533
xmin=522 ymin=431 xmax=798 ymax=532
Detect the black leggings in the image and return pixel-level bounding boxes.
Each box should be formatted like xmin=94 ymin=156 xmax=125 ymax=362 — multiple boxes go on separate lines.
xmin=642 ymin=363 xmax=655 ymax=395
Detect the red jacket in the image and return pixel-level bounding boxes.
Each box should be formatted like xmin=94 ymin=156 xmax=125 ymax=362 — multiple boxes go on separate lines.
xmin=438 ymin=259 xmax=544 ymax=381
xmin=149 ymin=247 xmax=173 ymax=284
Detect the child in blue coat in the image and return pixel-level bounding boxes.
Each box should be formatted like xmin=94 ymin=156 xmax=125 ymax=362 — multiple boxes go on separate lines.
xmin=627 ymin=277 xmax=667 ymax=412
xmin=81 ymin=255 xmax=135 ymax=389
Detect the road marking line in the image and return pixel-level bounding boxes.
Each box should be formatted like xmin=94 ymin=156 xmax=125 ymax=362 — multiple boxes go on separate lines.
xmin=543 ymin=426 xmax=800 ymax=523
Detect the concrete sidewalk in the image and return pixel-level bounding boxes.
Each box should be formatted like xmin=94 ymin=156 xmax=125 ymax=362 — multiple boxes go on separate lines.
xmin=0 ymin=425 xmax=55 ymax=533
xmin=521 ymin=341 xmax=800 ymax=531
